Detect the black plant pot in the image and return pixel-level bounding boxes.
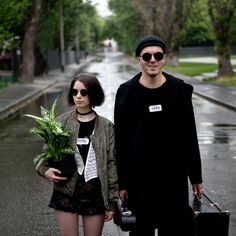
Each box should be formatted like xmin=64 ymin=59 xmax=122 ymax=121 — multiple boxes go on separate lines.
xmin=49 ymin=154 xmax=76 ymax=178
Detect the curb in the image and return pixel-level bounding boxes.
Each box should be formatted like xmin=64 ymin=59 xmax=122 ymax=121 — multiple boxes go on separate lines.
xmin=193 ymin=90 xmax=236 ymax=112
xmin=160 ymin=70 xmax=236 ymax=112
xmin=0 ymin=80 xmax=58 ymax=121
xmin=0 ymin=57 xmax=94 ymax=122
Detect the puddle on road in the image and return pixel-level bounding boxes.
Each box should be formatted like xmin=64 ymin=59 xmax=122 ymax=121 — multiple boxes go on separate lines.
xmin=93 ymin=58 xmax=103 ymax=63
xmin=213 ymin=123 xmax=236 ymax=128
xmin=198 ymin=122 xmax=236 ymax=144
xmin=117 ymin=64 xmax=137 ymax=73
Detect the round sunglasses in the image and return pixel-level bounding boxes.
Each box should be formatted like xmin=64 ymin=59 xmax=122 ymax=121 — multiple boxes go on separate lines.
xmin=141 ymin=52 xmax=164 ymax=62
xmin=71 ymin=88 xmax=88 ymax=97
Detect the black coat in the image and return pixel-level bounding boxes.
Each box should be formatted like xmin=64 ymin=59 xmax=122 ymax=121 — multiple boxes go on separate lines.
xmin=114 ymin=72 xmax=203 ymax=217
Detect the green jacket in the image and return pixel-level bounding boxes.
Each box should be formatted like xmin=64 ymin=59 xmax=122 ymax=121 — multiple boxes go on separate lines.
xmin=36 ymin=109 xmax=118 ymax=211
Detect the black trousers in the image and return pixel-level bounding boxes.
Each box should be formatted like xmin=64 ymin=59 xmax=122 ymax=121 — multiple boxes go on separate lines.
xmin=129 ymin=224 xmax=195 ymax=236
xmin=129 ymin=206 xmax=195 ymax=236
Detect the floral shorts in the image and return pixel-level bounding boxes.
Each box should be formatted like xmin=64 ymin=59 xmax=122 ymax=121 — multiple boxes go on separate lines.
xmin=49 ymin=175 xmax=105 ymax=215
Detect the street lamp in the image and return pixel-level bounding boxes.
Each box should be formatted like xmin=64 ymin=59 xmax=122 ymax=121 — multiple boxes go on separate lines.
xmin=59 ymin=0 xmax=65 ymax=72
xmin=12 ymin=36 xmax=21 ymax=77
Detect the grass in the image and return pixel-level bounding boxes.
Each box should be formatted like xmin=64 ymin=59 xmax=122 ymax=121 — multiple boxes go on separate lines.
xmin=164 ymin=62 xmax=218 ymax=77
xmin=206 ymin=75 xmax=236 ymax=87
xmin=164 ymin=61 xmax=236 ymax=88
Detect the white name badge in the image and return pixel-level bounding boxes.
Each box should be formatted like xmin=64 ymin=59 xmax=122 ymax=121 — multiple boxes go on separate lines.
xmin=77 ymin=138 xmax=89 ymax=145
xmin=149 ymin=104 xmax=162 ymax=112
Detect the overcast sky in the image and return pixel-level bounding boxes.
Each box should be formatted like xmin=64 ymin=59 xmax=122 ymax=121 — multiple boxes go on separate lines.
xmin=90 ymin=0 xmax=112 ymax=17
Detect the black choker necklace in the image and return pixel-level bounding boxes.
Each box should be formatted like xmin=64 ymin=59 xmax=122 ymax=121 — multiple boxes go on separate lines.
xmin=76 ymin=109 xmax=94 ymax=116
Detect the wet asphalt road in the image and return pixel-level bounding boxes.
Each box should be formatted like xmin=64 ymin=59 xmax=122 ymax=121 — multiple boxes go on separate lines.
xmin=0 ymin=49 xmax=236 ymax=236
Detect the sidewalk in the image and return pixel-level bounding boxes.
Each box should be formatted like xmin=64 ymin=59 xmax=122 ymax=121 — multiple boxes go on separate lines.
xmin=0 ymin=55 xmax=236 ymax=122
xmin=129 ymin=56 xmax=236 ymax=112
xmin=0 ymin=59 xmax=91 ymax=121
xmin=167 ymin=71 xmax=236 ymax=112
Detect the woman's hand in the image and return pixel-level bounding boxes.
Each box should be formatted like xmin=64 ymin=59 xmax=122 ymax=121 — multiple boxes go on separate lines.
xmin=104 ymin=211 xmax=114 ymax=222
xmin=44 ymin=168 xmax=67 ymax=183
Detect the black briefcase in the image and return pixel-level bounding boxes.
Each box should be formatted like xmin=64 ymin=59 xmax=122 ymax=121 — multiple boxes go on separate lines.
xmin=113 ymin=199 xmax=136 ymax=232
xmin=190 ymin=192 xmax=230 ymax=236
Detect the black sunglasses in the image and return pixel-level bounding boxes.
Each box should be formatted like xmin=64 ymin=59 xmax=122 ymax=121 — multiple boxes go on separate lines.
xmin=141 ymin=52 xmax=164 ymax=62
xmin=71 ymin=88 xmax=88 ymax=97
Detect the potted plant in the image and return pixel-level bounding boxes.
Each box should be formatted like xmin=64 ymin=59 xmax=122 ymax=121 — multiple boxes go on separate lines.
xmin=25 ymin=97 xmax=76 ymax=177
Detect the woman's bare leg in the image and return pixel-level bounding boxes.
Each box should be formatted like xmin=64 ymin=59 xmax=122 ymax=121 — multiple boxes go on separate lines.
xmin=82 ymin=214 xmax=105 ymax=236
xmin=55 ymin=209 xmax=79 ymax=236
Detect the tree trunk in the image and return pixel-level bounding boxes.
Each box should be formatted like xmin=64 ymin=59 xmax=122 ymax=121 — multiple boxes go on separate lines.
xmin=21 ymin=0 xmax=43 ymax=83
xmin=208 ymin=0 xmax=235 ymax=78
xmin=218 ymin=53 xmax=233 ymax=77
xmin=166 ymin=50 xmax=179 ymax=66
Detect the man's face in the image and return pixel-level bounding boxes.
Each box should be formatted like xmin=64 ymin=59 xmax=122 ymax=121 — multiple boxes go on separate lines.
xmin=137 ymin=46 xmax=165 ymax=77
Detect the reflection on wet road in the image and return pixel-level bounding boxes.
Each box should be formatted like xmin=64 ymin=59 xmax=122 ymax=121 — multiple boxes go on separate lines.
xmin=198 ymin=122 xmax=236 ymax=145
xmin=192 ymin=94 xmax=236 ymax=236
xmin=194 ymin=94 xmax=236 ymax=148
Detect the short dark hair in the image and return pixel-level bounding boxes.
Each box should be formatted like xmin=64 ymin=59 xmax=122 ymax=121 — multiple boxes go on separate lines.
xmin=68 ymin=73 xmax=105 ymax=107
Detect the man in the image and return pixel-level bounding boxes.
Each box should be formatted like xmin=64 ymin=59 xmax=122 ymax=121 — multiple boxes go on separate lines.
xmin=114 ymin=35 xmax=203 ymax=236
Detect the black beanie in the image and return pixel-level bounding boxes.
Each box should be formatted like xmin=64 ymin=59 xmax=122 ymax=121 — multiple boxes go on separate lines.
xmin=135 ymin=35 xmax=166 ymax=57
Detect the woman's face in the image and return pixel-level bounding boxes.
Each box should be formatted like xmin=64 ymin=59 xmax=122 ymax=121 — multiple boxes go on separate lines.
xmin=72 ymin=80 xmax=90 ymax=109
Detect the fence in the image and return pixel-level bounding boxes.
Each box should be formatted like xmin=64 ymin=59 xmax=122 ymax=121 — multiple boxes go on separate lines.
xmin=0 ymin=75 xmax=18 ymax=89
xmin=47 ymin=49 xmax=86 ymax=71
xmin=180 ymin=46 xmax=236 ymax=56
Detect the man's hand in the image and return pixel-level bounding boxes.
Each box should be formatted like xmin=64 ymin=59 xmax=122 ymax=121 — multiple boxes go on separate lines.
xmin=192 ymin=183 xmax=204 ymax=199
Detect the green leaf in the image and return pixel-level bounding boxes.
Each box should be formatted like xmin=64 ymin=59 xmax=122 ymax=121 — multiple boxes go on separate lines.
xmin=25 ymin=96 xmax=76 ymax=163
xmin=33 ymin=152 xmax=46 ymax=165
xmin=50 ymin=97 xmax=57 ymax=120
xmin=24 ymin=114 xmax=43 ymax=122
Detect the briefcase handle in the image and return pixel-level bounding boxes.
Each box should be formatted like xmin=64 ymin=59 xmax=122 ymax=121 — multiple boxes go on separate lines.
xmin=118 ymin=198 xmax=133 ymax=216
xmin=121 ymin=199 xmax=129 ymax=211
xmin=193 ymin=192 xmax=220 ymax=210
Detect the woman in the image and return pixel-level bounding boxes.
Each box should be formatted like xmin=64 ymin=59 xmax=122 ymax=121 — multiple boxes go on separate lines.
xmin=36 ymin=73 xmax=118 ymax=236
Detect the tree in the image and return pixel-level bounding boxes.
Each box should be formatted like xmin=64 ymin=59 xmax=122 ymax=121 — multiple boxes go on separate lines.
xmin=1 ymin=0 xmax=100 ymax=81
xmin=108 ymin=0 xmax=197 ymax=64
xmin=107 ymin=0 xmax=143 ymax=54
xmin=37 ymin=0 xmax=99 ymax=53
xmin=0 ymin=0 xmax=30 ymax=52
xmin=208 ymin=0 xmax=236 ymax=77
xmin=181 ymin=0 xmax=214 ymax=47
xmin=129 ymin=0 xmax=196 ymax=65
xmin=0 ymin=0 xmax=31 ymax=75
xmin=230 ymin=11 xmax=236 ymax=46
xmin=21 ymin=0 xmax=43 ymax=83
